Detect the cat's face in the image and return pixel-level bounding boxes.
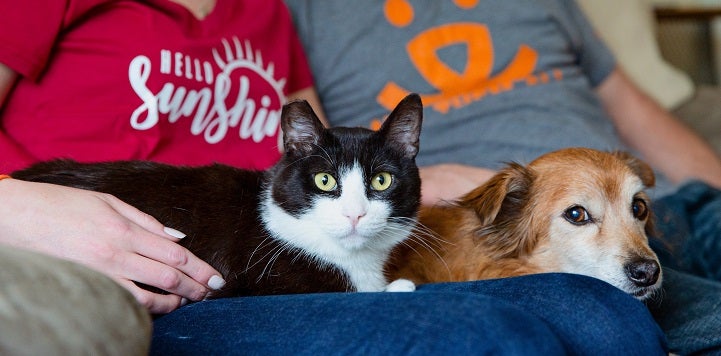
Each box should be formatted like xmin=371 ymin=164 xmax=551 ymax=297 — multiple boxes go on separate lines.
xmin=262 ymin=94 xmax=422 ymax=257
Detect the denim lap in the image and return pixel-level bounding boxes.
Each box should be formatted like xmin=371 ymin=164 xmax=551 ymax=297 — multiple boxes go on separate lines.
xmin=152 ymin=273 xmax=666 ymax=355
xmin=653 ymin=181 xmax=721 ymax=280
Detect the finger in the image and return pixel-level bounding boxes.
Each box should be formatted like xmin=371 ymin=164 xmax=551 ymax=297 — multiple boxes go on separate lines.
xmin=117 ymin=250 xmax=210 ymax=302
xmin=128 ymin=226 xmax=226 ymax=292
xmin=100 ymin=193 xmax=184 ymax=241
xmin=116 ymin=279 xmax=183 ymax=314
xmin=100 ymin=192 xmax=226 ymax=290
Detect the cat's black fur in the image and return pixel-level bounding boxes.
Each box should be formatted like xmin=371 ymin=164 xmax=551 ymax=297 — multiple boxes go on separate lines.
xmin=12 ymin=94 xmax=423 ymax=298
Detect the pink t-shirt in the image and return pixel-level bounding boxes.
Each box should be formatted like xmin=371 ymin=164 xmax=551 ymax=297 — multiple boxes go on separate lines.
xmin=0 ymin=0 xmax=314 ymax=172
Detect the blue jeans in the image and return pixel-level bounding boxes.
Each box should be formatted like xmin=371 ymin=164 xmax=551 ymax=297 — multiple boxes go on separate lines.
xmin=151 ymin=273 xmax=666 ymax=355
xmin=648 ymin=269 xmax=721 ymax=356
xmin=648 ymin=181 xmax=721 ymax=355
xmin=652 ymin=180 xmax=721 ymax=280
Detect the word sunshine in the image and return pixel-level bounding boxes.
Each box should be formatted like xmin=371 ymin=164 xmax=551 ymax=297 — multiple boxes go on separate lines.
xmin=127 ymin=39 xmax=286 ymax=147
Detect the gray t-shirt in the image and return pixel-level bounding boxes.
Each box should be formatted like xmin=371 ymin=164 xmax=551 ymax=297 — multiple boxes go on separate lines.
xmin=286 ymin=0 xmax=675 ymax=197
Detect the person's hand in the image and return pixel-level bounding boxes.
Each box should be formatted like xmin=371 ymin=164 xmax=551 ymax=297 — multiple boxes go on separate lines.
xmin=0 ymin=178 xmax=225 ymax=314
xmin=419 ymin=164 xmax=496 ymax=205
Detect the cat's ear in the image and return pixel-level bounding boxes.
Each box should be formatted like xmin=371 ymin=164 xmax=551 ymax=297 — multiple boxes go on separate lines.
xmin=379 ymin=93 xmax=423 ymax=159
xmin=280 ymin=100 xmax=325 ymax=155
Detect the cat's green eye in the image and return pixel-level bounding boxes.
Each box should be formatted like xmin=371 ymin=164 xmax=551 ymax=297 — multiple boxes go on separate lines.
xmin=314 ymin=173 xmax=337 ymax=191
xmin=371 ymin=172 xmax=393 ymax=191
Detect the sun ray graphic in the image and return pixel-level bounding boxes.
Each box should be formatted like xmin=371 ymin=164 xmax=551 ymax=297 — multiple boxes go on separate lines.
xmin=212 ymin=37 xmax=286 ymax=99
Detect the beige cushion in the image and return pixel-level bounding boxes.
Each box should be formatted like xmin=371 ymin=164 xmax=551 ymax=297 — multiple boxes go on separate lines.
xmin=577 ymin=0 xmax=694 ymax=109
xmin=0 ymin=245 xmax=151 ymax=355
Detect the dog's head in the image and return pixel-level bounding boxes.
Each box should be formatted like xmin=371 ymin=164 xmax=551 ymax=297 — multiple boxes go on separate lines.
xmin=459 ymin=147 xmax=661 ymax=300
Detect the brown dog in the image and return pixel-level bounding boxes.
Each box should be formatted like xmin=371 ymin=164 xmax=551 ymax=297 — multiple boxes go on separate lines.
xmin=388 ymin=148 xmax=662 ymax=300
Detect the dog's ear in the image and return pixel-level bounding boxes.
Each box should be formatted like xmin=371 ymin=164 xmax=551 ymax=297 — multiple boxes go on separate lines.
xmin=612 ymin=151 xmax=655 ymax=188
xmin=459 ymin=163 xmax=536 ymax=258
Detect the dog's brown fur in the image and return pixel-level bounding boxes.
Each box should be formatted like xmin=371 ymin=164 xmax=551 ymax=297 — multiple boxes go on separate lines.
xmin=388 ymin=148 xmax=662 ymax=300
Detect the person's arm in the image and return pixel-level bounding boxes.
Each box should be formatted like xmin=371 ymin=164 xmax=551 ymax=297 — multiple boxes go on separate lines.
xmin=418 ymin=164 xmax=496 ymax=206
xmin=597 ymin=68 xmax=721 ymax=189
xmin=0 ymin=178 xmax=225 ymax=314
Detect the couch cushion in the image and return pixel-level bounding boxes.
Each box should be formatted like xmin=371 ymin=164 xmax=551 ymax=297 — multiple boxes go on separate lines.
xmin=0 ymin=245 xmax=152 ymax=355
xmin=577 ymin=0 xmax=694 ymax=109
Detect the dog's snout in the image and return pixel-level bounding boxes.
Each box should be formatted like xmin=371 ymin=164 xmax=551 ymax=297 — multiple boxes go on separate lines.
xmin=624 ymin=259 xmax=660 ymax=287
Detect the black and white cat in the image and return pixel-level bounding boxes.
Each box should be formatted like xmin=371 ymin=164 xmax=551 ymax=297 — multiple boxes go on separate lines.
xmin=11 ymin=94 xmax=423 ymax=298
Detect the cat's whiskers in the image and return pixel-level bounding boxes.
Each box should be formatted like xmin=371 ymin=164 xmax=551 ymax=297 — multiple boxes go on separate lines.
xmin=386 ymin=217 xmax=452 ymax=273
xmin=366 ymin=224 xmax=409 ymax=248
xmin=367 ymin=220 xmax=409 ymax=241
xmin=258 ymin=241 xmax=294 ymax=282
xmin=283 ymin=154 xmax=325 ymax=170
xmin=245 ymin=234 xmax=285 ymax=273
xmin=406 ymin=229 xmax=447 ymax=256
xmin=407 ymin=230 xmax=445 ymax=253
xmin=311 ymin=142 xmax=335 ymax=168
xmin=410 ymin=220 xmax=452 ymax=249
xmin=248 ymin=230 xmax=330 ymax=283
xmin=369 ymin=155 xmax=382 ymax=174
xmin=283 ymin=143 xmax=335 ymax=170
xmin=401 ymin=233 xmax=451 ymax=277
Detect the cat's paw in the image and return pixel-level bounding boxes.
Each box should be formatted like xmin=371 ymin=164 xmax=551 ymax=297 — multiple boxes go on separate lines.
xmin=384 ymin=278 xmax=416 ymax=292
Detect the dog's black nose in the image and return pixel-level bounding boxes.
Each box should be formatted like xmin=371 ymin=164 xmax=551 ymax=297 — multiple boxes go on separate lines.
xmin=625 ymin=259 xmax=660 ymax=287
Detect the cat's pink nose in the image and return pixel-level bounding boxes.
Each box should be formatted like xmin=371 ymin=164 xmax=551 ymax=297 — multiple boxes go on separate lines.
xmin=345 ymin=211 xmax=367 ymax=227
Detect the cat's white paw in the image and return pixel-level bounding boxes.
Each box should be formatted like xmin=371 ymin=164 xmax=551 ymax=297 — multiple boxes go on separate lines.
xmin=384 ymin=278 xmax=416 ymax=292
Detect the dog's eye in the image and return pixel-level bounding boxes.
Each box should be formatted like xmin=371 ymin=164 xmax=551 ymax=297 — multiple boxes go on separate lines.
xmin=563 ymin=206 xmax=592 ymax=225
xmin=632 ymin=198 xmax=649 ymax=220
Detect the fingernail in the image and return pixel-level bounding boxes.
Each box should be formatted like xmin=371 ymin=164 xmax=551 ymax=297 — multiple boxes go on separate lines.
xmin=180 ymin=297 xmax=189 ymax=307
xmin=164 ymin=226 xmax=186 ymax=239
xmin=208 ymin=275 xmax=226 ymax=290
